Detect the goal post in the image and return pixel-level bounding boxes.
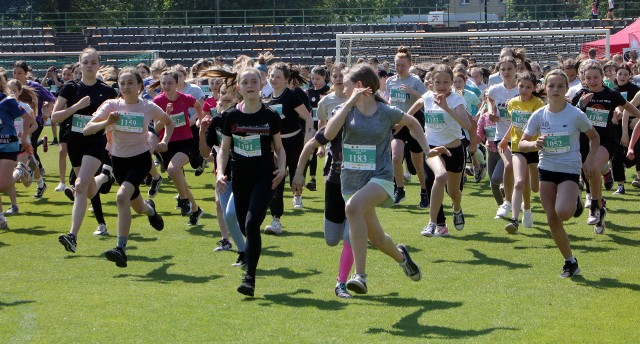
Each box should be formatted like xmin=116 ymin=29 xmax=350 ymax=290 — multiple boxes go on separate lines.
xmin=336 ymin=29 xmax=610 ymax=67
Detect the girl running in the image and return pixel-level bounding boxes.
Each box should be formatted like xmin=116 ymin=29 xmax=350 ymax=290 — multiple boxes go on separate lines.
xmin=323 ymin=64 xmax=447 ymax=294
xmin=519 ymin=69 xmax=599 ymax=278
xmin=304 ymin=66 xmax=331 ymax=192
xmin=216 ymin=67 xmax=286 ymax=297
xmin=498 ymin=72 xmax=545 ymax=233
xmin=54 ymin=64 xmax=75 ymax=192
xmin=612 ymin=65 xmax=640 ymax=194
xmin=83 ymin=67 xmax=174 ymax=267
xmin=53 ymin=48 xmax=119 ymax=253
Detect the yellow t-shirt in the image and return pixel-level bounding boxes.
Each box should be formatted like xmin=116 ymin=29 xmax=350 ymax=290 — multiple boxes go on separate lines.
xmin=507 ymin=96 xmax=545 ymax=152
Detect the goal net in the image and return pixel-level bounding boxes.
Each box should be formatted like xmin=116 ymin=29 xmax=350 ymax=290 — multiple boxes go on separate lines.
xmin=336 ymin=29 xmax=610 ymax=67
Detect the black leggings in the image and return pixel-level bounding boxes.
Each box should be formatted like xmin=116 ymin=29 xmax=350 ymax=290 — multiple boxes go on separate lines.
xmin=233 ymin=173 xmax=274 ymax=279
xmin=270 ymin=131 xmax=304 ymax=218
xmin=31 ymin=123 xmax=44 ymax=169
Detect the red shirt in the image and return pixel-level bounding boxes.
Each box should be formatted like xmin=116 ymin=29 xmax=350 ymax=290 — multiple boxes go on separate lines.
xmin=153 ymin=92 xmax=196 ymax=141
xmin=203 ymin=97 xmax=218 ymax=116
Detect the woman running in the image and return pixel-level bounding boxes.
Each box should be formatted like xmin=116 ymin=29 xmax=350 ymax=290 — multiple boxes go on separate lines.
xmin=216 ymin=67 xmax=286 ymax=296
xmin=83 ymin=67 xmax=173 ymax=267
xmin=519 ymin=69 xmax=599 ymax=278
xmin=612 ymin=65 xmax=640 ymax=194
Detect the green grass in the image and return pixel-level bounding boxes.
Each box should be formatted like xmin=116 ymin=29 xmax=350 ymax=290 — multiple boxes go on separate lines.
xmin=1 ymin=132 xmax=639 ymax=343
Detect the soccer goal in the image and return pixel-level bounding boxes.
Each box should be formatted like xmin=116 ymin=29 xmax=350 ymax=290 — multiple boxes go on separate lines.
xmin=336 ymin=29 xmax=610 ymax=67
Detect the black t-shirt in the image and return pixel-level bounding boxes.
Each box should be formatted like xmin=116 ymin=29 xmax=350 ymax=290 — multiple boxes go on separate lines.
xmin=267 ymin=88 xmax=305 ymax=135
xmin=58 ymin=80 xmax=118 ymax=143
xmin=572 ymin=87 xmax=627 ymax=140
xmin=205 ymin=113 xmax=231 ymax=177
xmin=614 ymin=82 xmax=640 ymax=104
xmin=307 ymin=84 xmax=330 ymax=110
xmin=293 ymin=86 xmax=311 ymax=111
xmin=221 ymin=104 xmax=281 ymax=177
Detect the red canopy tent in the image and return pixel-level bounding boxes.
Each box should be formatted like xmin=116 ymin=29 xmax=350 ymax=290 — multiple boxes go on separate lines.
xmin=581 ymin=17 xmax=640 ymax=58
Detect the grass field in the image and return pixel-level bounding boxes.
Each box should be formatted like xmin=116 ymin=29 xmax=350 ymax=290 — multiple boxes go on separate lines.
xmin=1 ymin=134 xmax=639 ymax=343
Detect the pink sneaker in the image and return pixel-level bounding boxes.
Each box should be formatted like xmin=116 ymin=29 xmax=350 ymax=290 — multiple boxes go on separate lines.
xmin=432 ymin=224 xmax=450 ymax=237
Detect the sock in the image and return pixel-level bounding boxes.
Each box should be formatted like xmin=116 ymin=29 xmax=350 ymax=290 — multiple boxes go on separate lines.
xmin=37 ymin=177 xmax=45 ymax=188
xmin=591 ymin=199 xmax=599 ymax=210
xmin=565 ymin=255 xmax=577 ymax=264
xmin=69 ymin=232 xmax=77 ymax=239
xmin=117 ymin=236 xmax=128 ymax=251
xmin=397 ymin=186 xmax=404 ymax=192
xmin=146 ymin=203 xmax=156 ymax=216
xmin=102 ymin=164 xmax=113 ymax=174
xmin=337 ymin=241 xmax=354 ymax=283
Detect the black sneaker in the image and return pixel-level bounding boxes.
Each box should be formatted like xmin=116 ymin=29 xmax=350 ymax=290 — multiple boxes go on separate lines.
xmin=64 ymin=187 xmax=75 ymax=201
xmin=306 ymin=178 xmax=317 ymax=191
xmin=505 ymin=218 xmax=519 ymax=234
xmin=194 ymin=160 xmax=206 ymax=177
xmin=397 ymin=244 xmax=421 ymax=281
xmin=179 ymin=198 xmax=192 ymax=216
xmin=145 ymin=199 xmax=164 ymax=231
xmin=231 ymin=252 xmax=247 ymax=269
xmin=560 ymin=258 xmax=581 ymax=278
xmin=148 ymin=176 xmax=162 ymax=198
xmin=51 ymin=138 xmax=59 ymax=145
xmin=393 ymin=189 xmax=406 ymax=205
xmin=188 ymin=207 xmax=203 ymax=225
xmin=105 ymin=246 xmax=128 ymax=268
xmin=237 ymin=274 xmax=255 ymax=297
xmin=34 ymin=182 xmax=47 ymax=199
xmin=99 ymin=169 xmax=116 ymax=194
xmin=419 ymin=192 xmax=430 ymax=208
xmin=574 ymin=195 xmax=584 ymax=218
xmin=603 ymin=170 xmax=614 ymax=191
xmin=144 ymin=174 xmax=152 ymax=186
xmin=453 ymin=209 xmax=465 ymax=230
xmin=58 ymin=233 xmax=77 ymax=253
xmin=613 ymin=184 xmax=625 ymax=195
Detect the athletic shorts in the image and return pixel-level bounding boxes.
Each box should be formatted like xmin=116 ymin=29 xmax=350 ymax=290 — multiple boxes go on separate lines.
xmin=432 ymin=144 xmax=465 ymax=173
xmin=392 ymin=111 xmax=425 ymax=153
xmin=0 ymin=151 xmax=18 ymax=161
xmin=112 ymin=151 xmax=152 ymax=200
xmin=513 ymin=151 xmax=539 ymax=165
xmin=160 ymin=139 xmax=192 ymax=170
xmin=67 ymin=140 xmax=106 ymax=168
xmin=580 ymin=134 xmax=616 ymax=163
xmin=538 ymin=168 xmax=580 ymax=185
xmin=342 ymin=177 xmax=395 ymax=208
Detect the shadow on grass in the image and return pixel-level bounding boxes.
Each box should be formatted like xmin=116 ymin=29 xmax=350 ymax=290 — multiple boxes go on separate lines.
xmin=260 ymin=289 xmax=347 ymax=310
xmin=360 ymin=293 xmax=516 ymax=339
xmin=607 ymin=233 xmax=640 ymax=247
xmin=0 ymin=299 xmax=35 ymax=309
xmin=448 ymin=231 xmax=518 ymax=244
xmin=606 ymin=222 xmax=640 ymax=233
xmin=433 ymin=249 xmax=532 ymax=270
xmin=572 ymin=276 xmax=640 ymax=291
xmin=186 ymin=224 xmax=213 ymax=238
xmin=128 ymin=233 xmax=159 ymax=243
xmin=258 ymin=267 xmax=322 ymax=279
xmin=512 ymin=243 xmax=616 ymax=253
xmin=114 ymin=263 xmax=222 ymax=284
xmin=7 ymin=226 xmax=59 ymax=236
xmin=261 ymin=245 xmax=293 ymax=258
xmin=0 ymin=241 xmax=8 ymax=248
xmin=279 ymin=229 xmax=325 ymax=239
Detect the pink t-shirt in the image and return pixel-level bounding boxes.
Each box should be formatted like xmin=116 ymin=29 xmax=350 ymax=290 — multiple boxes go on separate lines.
xmin=93 ymin=98 xmax=165 ymax=158
xmin=153 ymin=92 xmax=196 ymax=142
xmin=203 ymin=97 xmax=217 ymax=116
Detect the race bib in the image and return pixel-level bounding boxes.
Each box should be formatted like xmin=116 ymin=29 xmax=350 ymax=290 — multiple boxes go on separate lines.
xmin=343 ymin=144 xmax=376 ymax=170
xmin=50 ymin=85 xmax=58 ymax=92
xmin=201 ymin=85 xmax=211 ymax=96
xmin=389 ymin=88 xmax=409 ymax=103
xmin=585 ymin=107 xmax=608 ymax=127
xmin=269 ymin=104 xmax=284 ymax=119
xmin=115 ymin=112 xmax=144 ymax=133
xmin=484 ymin=125 xmax=497 ymax=141
xmin=14 ymin=117 xmax=24 ymax=134
xmin=312 ymin=108 xmax=318 ymax=121
xmin=424 ymin=110 xmax=446 ymax=129
xmin=170 ymin=113 xmax=187 ymax=127
xmin=210 ymin=108 xmax=217 ymax=117
xmin=232 ymin=134 xmax=262 ymax=157
xmin=512 ymin=110 xmax=532 ymax=128
xmin=498 ymin=106 xmax=509 ymax=119
xmin=71 ymin=114 xmax=92 ymax=133
xmin=621 ymin=92 xmax=628 ymax=101
xmin=543 ymin=132 xmax=570 ymax=153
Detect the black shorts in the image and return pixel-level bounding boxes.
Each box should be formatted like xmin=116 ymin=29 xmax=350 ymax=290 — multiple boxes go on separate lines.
xmin=513 ymin=151 xmax=539 ymax=165
xmin=112 ymin=151 xmax=152 ymax=200
xmin=392 ymin=111 xmax=425 ymax=153
xmin=431 ymin=144 xmax=465 ymax=173
xmin=67 ymin=139 xmax=107 ymax=168
xmin=580 ymin=134 xmax=616 ymax=163
xmin=160 ymin=139 xmax=192 ymax=170
xmin=538 ymin=168 xmax=580 ymax=185
xmin=0 ymin=151 xmax=18 ymax=161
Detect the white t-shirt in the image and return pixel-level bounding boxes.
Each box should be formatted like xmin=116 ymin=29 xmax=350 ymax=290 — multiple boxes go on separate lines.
xmin=421 ymin=91 xmax=466 ymax=146
xmin=14 ymin=100 xmax=32 ymax=135
xmin=486 ymin=83 xmax=519 ymax=141
xmin=566 ymin=82 xmax=584 ymax=101
xmin=488 ymin=72 xmax=502 ymax=87
xmin=317 ymin=92 xmax=347 ymax=122
xmin=386 ymin=74 xmax=427 ymax=113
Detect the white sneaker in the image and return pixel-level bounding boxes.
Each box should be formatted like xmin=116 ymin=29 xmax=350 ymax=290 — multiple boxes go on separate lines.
xmin=421 ymin=222 xmax=437 ymax=237
xmin=293 ymin=195 xmax=303 ymax=209
xmin=432 ymin=224 xmax=450 ymax=237
xmin=264 ymin=218 xmax=282 ymax=235
xmin=93 ymin=223 xmax=109 ymax=236
xmin=495 ymin=202 xmax=511 ymax=219
xmin=587 ymin=208 xmax=600 ymax=225
xmin=522 ymin=209 xmax=534 ymax=228
xmin=594 ymin=207 xmax=606 ymax=234
xmin=585 ymin=193 xmax=592 ymax=209
xmin=0 ymin=216 xmax=7 ymax=229
xmin=54 ymin=182 xmax=66 ymax=192
xmin=403 ymin=171 xmax=412 ymax=182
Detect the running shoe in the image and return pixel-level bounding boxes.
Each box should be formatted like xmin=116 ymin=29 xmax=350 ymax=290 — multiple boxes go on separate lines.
xmin=560 ymin=259 xmax=581 ymax=278
xmin=421 ymin=222 xmax=437 ymax=237
xmin=42 ymin=135 xmax=48 ymax=153
xmin=64 ymin=187 xmax=75 ymax=201
xmin=93 ymin=223 xmax=109 ymax=236
xmin=505 ymin=218 xmax=519 ymax=234
xmin=194 ymin=160 xmax=206 ymax=177
xmin=144 ymin=174 xmax=152 ymax=186
xmin=632 ymin=177 xmax=640 ymax=188
xmin=148 ymin=176 xmax=162 ymax=198
xmin=179 ymin=199 xmax=192 ymax=216
xmin=433 ymin=224 xmax=450 ymax=237
xmin=346 ymin=273 xmax=368 ymax=294
xmin=264 ymin=218 xmax=282 ymax=235
xmin=522 ymin=208 xmax=534 ymax=228
xmin=587 ymin=207 xmax=600 ymax=225
xmin=585 ymin=193 xmax=592 ymax=209
xmin=613 ymin=184 xmax=625 ymax=195
xmin=397 ymin=244 xmax=421 ymax=281
xmin=16 ymin=162 xmax=32 ymax=187
xmin=58 ymin=233 xmax=77 ymax=253
xmin=393 ymin=189 xmax=406 ymax=205
xmin=306 ymin=178 xmax=317 ymax=191
xmin=0 ymin=216 xmax=7 ymax=229
xmin=603 ymin=169 xmax=614 ymax=190
xmin=578 ymin=178 xmax=585 ymax=190
xmin=237 ymin=274 xmax=255 ymax=297
xmin=54 ymin=182 xmax=66 ymax=192
xmin=594 ymin=207 xmax=607 ymax=234
xmin=34 ymin=182 xmax=47 ymax=199
xmin=231 ymin=252 xmax=247 ymax=269
xmin=214 ymin=238 xmax=232 ymax=252
xmin=188 ymin=207 xmax=203 ymax=226
xmin=465 ymin=166 xmax=474 ymax=177
xmin=5 ymin=204 xmax=19 ymax=215
xmin=145 ymin=199 xmax=164 ymax=231
xmin=574 ymin=195 xmax=584 ymax=218
xmin=335 ymin=282 xmax=352 ymax=299
xmin=495 ymin=202 xmax=511 ymax=219
xmin=51 ymin=138 xmax=59 ymax=145
xmin=419 ymin=192 xmax=430 ymax=208
xmin=453 ymin=209 xmax=465 ymax=230
xmin=403 ymin=171 xmax=411 ymax=182
xmin=474 ymin=163 xmax=487 ymax=183
xmin=105 ymin=246 xmax=128 ymax=268
xmin=293 ymin=195 xmax=303 ymax=209
xmin=99 ymin=167 xmax=116 ymax=194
